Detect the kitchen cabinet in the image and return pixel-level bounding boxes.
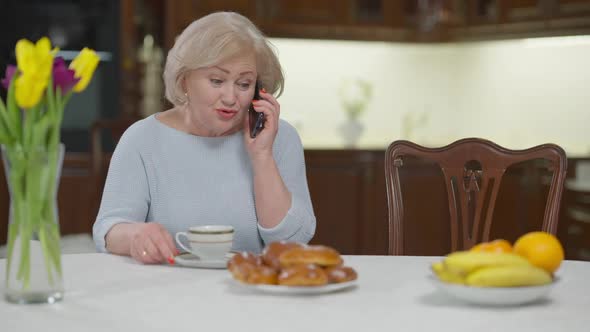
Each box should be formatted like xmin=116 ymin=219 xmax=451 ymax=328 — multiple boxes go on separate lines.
xmin=254 ymin=0 xmax=408 ymax=42
xmin=558 ymin=158 xmax=590 ymax=261
xmin=164 ymin=1 xmax=392 ymax=47
xmin=305 ymin=150 xmax=388 ymax=255
xmin=455 ymin=0 xmax=590 ymax=40
xmin=163 ymin=0 xmax=590 ymax=46
xmin=163 ymin=0 xmax=409 ymax=47
xmin=0 ymin=151 xmax=587 ymax=261
xmin=560 ymin=186 xmax=590 ymax=260
xmin=305 ymin=151 xmax=590 ymax=259
xmin=164 ymin=0 xmax=259 ymax=49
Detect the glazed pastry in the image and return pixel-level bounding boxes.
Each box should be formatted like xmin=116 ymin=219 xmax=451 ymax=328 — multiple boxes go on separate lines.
xmin=245 ymin=265 xmax=278 ymax=285
xmin=278 ymin=264 xmax=329 ymax=286
xmin=279 ymin=245 xmax=343 ymax=268
xmin=324 ymin=266 xmax=358 ymax=283
xmin=229 ymin=243 xmax=358 ymax=287
xmin=227 ymin=251 xmax=262 ymax=271
xmin=228 ymin=261 xmax=256 ymax=283
xmin=227 ymin=252 xmax=262 ymax=282
xmin=261 ymin=241 xmax=304 ymax=269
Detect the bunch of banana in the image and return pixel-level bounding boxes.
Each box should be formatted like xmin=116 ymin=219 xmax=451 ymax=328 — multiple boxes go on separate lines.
xmin=431 ymin=251 xmax=553 ymax=287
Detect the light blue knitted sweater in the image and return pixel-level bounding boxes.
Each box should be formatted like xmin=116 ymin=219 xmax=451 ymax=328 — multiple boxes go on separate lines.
xmin=92 ymin=115 xmax=316 ymax=253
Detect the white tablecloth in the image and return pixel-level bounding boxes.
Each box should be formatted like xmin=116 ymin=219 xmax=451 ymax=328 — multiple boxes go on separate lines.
xmin=1 ymin=254 xmax=589 ymax=331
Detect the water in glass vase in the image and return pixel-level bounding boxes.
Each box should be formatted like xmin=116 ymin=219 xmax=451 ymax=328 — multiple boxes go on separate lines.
xmin=2 ymin=144 xmax=65 ymax=304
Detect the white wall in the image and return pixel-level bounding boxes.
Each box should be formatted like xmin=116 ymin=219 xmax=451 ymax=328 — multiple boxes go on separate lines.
xmin=270 ymin=36 xmax=590 ymax=156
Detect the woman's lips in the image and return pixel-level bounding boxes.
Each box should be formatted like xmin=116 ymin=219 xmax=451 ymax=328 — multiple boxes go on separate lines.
xmin=216 ymin=109 xmax=238 ymax=120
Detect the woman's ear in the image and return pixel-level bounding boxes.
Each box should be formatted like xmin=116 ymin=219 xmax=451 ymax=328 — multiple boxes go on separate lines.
xmin=180 ymin=75 xmax=187 ymax=94
xmin=179 ymin=75 xmax=189 ymax=105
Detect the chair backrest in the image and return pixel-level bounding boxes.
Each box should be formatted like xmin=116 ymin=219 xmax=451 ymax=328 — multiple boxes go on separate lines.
xmin=385 ymin=138 xmax=567 ymax=255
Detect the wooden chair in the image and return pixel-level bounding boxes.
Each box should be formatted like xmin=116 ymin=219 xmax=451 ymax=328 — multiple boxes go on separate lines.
xmin=385 ymin=138 xmax=567 ymax=255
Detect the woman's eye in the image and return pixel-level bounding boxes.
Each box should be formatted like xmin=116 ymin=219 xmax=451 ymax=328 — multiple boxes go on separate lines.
xmin=210 ymin=79 xmax=223 ymax=85
xmin=237 ymin=82 xmax=250 ymax=90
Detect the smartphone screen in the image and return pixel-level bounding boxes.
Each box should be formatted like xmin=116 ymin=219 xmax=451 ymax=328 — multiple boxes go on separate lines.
xmin=249 ymin=81 xmax=265 ymax=138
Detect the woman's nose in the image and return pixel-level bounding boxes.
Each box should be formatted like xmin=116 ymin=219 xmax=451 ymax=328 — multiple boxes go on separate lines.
xmin=220 ymin=84 xmax=237 ymax=106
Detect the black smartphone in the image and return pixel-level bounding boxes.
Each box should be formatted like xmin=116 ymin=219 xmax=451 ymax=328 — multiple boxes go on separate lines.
xmin=249 ymin=81 xmax=265 ymax=138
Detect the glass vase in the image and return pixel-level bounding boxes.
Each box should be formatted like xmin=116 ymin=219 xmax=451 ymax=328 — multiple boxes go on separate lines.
xmin=1 ymin=144 xmax=65 ymax=304
xmin=338 ymin=118 xmax=365 ymax=148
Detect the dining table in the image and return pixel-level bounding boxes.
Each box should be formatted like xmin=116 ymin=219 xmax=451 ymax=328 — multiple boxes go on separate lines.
xmin=1 ymin=253 xmax=589 ymax=331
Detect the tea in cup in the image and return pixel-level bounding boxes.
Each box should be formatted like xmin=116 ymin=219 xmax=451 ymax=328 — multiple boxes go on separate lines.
xmin=175 ymin=225 xmax=234 ymax=261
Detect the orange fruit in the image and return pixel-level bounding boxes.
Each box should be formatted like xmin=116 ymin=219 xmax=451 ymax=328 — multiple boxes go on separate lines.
xmin=513 ymin=231 xmax=564 ymax=273
xmin=471 ymin=239 xmax=513 ymax=253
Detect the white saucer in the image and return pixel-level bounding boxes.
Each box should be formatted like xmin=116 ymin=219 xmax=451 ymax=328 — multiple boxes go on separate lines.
xmin=174 ymin=253 xmax=228 ymax=269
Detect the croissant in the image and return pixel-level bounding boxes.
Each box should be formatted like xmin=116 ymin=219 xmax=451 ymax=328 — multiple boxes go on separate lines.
xmin=325 ymin=265 xmax=358 ymax=283
xmin=278 ymin=245 xmax=343 ymax=268
xmin=261 ymin=241 xmax=304 ymax=270
xmin=278 ymin=264 xmax=328 ymax=286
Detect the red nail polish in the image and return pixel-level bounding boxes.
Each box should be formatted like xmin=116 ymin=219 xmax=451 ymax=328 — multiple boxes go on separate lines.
xmin=261 ymin=88 xmax=267 ymax=93
xmin=168 ymin=256 xmax=175 ymax=265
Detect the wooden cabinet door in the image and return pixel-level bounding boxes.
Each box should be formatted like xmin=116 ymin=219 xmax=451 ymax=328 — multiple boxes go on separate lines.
xmin=164 ymin=0 xmax=407 ymax=43
xmin=557 ymin=0 xmax=590 ymax=17
xmin=161 ymin=0 xmax=590 ymax=46
xmin=458 ymin=0 xmax=590 ymax=40
xmin=259 ymin=0 xmax=353 ymax=25
xmin=502 ymin=0 xmax=590 ymax=21
xmin=164 ymin=0 xmax=258 ymax=49
xmin=257 ymin=0 xmax=406 ymax=40
xmin=304 ymin=150 xmax=388 ymax=255
xmin=502 ymin=0 xmax=549 ymax=22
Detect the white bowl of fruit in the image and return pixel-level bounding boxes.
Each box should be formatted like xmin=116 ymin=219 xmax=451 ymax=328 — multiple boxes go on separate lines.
xmin=430 ymin=232 xmax=563 ymax=306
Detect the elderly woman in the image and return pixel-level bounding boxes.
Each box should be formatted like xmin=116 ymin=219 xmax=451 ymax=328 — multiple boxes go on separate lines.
xmin=92 ymin=12 xmax=316 ymax=264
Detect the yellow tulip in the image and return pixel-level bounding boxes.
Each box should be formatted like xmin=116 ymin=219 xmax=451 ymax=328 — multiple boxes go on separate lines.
xmin=15 ymin=73 xmax=46 ymax=109
xmin=69 ymin=48 xmax=100 ymax=92
xmin=14 ymin=37 xmax=57 ymax=108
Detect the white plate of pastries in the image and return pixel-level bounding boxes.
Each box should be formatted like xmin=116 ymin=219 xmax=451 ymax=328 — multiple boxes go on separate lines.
xmin=227 ymin=241 xmax=358 ymax=295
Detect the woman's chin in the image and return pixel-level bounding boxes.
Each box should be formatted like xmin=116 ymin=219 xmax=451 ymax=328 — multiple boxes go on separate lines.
xmin=212 ymin=123 xmax=242 ymax=136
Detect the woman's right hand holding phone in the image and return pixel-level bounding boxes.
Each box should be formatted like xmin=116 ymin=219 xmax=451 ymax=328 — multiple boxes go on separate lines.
xmin=243 ymin=88 xmax=281 ymax=160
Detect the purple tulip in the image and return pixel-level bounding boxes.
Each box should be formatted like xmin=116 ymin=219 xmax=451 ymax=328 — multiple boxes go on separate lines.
xmin=1 ymin=65 xmax=16 ymax=90
xmin=52 ymin=57 xmax=79 ymax=94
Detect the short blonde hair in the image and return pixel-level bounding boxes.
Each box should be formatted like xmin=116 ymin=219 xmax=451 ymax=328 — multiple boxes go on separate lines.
xmin=164 ymin=12 xmax=284 ymax=106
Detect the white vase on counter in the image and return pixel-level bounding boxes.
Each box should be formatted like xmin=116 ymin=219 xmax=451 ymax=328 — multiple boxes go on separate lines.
xmin=338 ymin=118 xmax=364 ymax=148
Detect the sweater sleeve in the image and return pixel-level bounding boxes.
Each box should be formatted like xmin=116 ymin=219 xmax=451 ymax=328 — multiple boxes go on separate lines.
xmin=257 ymin=122 xmax=316 ymax=244
xmin=92 ymin=127 xmax=151 ymax=253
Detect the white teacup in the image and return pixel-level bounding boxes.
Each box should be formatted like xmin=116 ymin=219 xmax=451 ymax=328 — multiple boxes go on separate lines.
xmin=175 ymin=225 xmax=234 ymax=261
